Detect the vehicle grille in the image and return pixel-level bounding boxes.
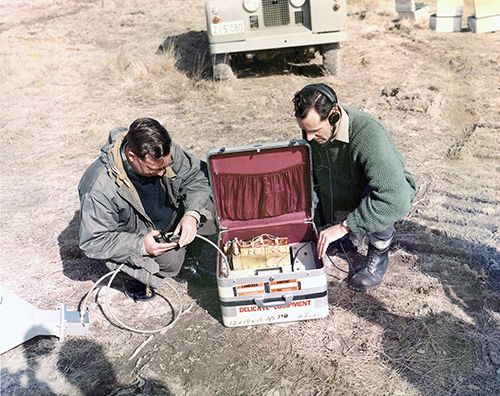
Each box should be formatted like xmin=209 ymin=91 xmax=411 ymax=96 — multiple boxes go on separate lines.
xmin=249 ymin=15 xmax=259 ymax=29
xmin=294 ymin=11 xmax=304 ymax=25
xmin=262 ymin=0 xmax=290 ymax=27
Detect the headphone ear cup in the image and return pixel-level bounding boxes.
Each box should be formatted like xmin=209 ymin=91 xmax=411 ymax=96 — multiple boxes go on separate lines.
xmin=328 ymin=112 xmax=340 ymax=126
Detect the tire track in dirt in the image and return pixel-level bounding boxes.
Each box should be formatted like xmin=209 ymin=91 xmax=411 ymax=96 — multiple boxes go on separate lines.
xmin=0 ymin=0 xmax=97 ymax=33
xmin=389 ymin=28 xmax=500 ymax=286
xmin=382 ymin=20 xmax=500 ymax=391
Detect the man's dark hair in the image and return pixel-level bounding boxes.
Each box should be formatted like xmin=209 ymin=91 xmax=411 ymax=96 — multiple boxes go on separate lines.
xmin=127 ymin=118 xmax=171 ymax=159
xmin=293 ymin=84 xmax=338 ymax=120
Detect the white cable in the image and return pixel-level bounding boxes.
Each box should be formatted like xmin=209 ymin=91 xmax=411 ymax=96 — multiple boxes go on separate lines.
xmin=80 ymin=233 xmax=230 ymax=334
xmin=80 ymin=270 xmax=116 ymax=323
xmin=105 ymin=266 xmax=183 ymax=334
xmin=191 ymin=233 xmax=230 ymax=276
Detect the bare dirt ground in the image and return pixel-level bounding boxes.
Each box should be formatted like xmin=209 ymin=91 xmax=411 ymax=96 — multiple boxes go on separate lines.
xmin=1 ymin=0 xmax=499 ymax=395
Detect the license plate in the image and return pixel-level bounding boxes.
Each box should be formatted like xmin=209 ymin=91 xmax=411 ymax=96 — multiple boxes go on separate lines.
xmin=211 ymin=20 xmax=245 ymax=36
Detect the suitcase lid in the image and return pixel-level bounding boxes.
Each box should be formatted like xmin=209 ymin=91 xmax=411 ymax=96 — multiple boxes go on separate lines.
xmin=207 ymin=140 xmax=314 ymax=230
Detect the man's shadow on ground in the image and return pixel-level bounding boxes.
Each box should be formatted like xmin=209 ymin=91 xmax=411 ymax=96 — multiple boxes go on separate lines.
xmin=183 ymin=233 xmax=223 ymax=322
xmin=1 ymin=331 xmax=173 ymax=395
xmin=1 ymin=335 xmax=57 ymax=396
xmin=57 ymin=210 xmax=109 ymax=285
xmin=158 ymin=30 xmax=324 ymax=80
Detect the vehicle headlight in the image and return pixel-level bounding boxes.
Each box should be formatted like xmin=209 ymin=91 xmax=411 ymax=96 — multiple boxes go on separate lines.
xmin=243 ymin=0 xmax=260 ymax=13
xmin=290 ymin=0 xmax=306 ymax=8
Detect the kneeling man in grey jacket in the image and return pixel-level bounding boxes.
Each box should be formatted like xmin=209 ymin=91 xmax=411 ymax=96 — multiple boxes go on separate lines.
xmin=78 ymin=117 xmax=214 ymax=298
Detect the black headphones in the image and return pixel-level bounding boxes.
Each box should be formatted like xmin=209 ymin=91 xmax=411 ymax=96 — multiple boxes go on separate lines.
xmin=296 ymin=83 xmax=340 ymax=126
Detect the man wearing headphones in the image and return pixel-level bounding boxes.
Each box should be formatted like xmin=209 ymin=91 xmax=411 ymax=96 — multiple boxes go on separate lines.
xmin=293 ymin=83 xmax=416 ymax=291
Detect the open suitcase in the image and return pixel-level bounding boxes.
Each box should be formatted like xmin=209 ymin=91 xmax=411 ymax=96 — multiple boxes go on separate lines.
xmin=207 ymin=140 xmax=329 ymax=327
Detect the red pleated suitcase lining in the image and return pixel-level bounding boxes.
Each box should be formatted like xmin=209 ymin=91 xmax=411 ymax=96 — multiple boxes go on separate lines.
xmin=212 ymin=163 xmax=306 ymax=221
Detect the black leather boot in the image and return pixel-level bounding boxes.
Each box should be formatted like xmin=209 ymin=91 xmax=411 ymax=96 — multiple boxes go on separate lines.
xmin=124 ymin=279 xmax=156 ymax=301
xmin=348 ymin=244 xmax=389 ymax=291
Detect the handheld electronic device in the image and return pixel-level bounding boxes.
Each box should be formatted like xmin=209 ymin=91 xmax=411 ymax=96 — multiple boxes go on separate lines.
xmin=154 ymin=232 xmax=181 ymax=244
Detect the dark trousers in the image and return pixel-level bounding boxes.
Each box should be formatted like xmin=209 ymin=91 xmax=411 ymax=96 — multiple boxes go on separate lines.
xmin=350 ymin=224 xmax=395 ymax=250
xmin=154 ymin=246 xmax=186 ymax=278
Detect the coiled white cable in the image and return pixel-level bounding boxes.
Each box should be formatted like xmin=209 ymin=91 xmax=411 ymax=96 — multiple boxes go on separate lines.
xmin=80 ymin=233 xmax=230 ymax=334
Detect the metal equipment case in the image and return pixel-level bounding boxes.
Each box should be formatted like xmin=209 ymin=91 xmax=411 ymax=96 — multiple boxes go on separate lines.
xmin=208 ymin=140 xmax=329 ymax=327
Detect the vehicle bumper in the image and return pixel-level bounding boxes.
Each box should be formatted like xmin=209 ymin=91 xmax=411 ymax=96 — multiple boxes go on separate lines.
xmin=209 ymin=31 xmax=347 ymax=55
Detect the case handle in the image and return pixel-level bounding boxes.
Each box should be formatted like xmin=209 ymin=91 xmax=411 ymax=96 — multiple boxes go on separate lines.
xmin=254 ymin=294 xmax=293 ymax=308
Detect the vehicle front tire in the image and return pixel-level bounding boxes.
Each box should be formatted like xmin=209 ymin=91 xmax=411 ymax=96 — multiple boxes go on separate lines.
xmin=322 ymin=43 xmax=341 ymax=76
xmin=212 ymin=54 xmax=236 ymax=81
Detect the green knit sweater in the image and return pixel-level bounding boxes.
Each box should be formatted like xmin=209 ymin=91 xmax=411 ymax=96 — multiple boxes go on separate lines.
xmin=310 ymin=106 xmax=416 ymax=234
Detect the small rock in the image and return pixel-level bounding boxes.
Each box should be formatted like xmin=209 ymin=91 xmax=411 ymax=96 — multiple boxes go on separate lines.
xmin=324 ymin=339 xmax=341 ymax=352
xmin=381 ymin=87 xmax=400 ymax=97
xmin=37 ymin=339 xmax=55 ymax=351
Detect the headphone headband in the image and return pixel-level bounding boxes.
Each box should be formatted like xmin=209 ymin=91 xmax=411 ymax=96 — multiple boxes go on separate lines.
xmin=300 ymin=83 xmax=338 ymax=104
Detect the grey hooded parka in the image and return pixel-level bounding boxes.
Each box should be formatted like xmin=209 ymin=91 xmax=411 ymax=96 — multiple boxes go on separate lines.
xmin=78 ymin=127 xmax=213 ymax=285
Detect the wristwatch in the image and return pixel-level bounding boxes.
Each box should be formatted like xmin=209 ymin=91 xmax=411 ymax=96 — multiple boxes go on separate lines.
xmin=342 ymin=220 xmax=350 ymax=233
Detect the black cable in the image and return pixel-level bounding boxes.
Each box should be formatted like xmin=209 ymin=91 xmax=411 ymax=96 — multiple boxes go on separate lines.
xmin=339 ymin=240 xmax=356 ymax=273
xmin=291 ymin=242 xmax=309 ymax=271
xmin=326 ymin=254 xmax=348 ymax=273
xmin=326 ymin=240 xmax=356 ymax=274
